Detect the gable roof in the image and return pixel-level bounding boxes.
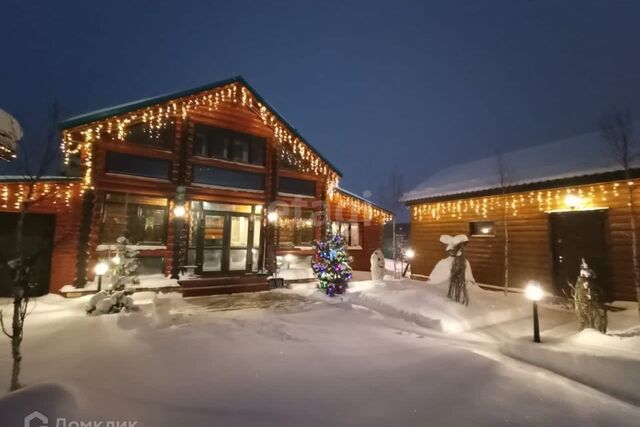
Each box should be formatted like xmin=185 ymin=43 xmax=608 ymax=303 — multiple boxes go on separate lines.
xmin=60 ymin=76 xmax=342 ymax=176
xmin=402 ymin=129 xmax=639 ymax=203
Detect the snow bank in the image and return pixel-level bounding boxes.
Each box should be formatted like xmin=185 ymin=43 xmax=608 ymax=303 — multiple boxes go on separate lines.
xmin=346 ymin=279 xmax=531 ymax=333
xmin=501 ymin=334 xmax=640 ymax=405
xmin=0 ymin=383 xmax=77 ymax=426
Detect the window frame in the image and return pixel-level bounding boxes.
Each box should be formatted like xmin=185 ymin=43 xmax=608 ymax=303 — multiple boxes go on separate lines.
xmin=469 ymin=221 xmax=496 ymax=237
xmin=99 ymin=193 xmax=169 ymax=246
xmin=331 ymin=221 xmax=362 ymax=248
xmin=192 ymin=124 xmax=266 ymax=166
xmin=277 ymin=209 xmax=318 ymax=247
xmin=104 ymin=151 xmax=171 ymax=180
xmin=123 ymin=122 xmax=175 ymax=149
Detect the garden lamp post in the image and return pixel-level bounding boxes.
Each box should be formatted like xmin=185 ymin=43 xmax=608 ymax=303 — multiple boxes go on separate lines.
xmin=94 ymin=261 xmax=109 ymax=292
xmin=525 ymin=280 xmax=543 ymax=343
xmin=403 ymin=248 xmax=415 ymax=277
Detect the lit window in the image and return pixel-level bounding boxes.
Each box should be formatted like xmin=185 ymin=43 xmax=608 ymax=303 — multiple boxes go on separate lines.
xmin=470 ymin=221 xmax=496 ymax=237
xmin=100 ymin=193 xmax=168 ymax=245
xmin=278 ymin=209 xmax=317 ymax=246
xmin=331 ymin=221 xmax=361 ymax=247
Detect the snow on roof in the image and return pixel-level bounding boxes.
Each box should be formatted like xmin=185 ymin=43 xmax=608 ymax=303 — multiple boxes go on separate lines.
xmin=401 ymin=129 xmax=636 ymax=202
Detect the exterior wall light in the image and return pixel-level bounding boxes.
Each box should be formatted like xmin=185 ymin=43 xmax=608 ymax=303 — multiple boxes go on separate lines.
xmin=267 ymin=211 xmax=278 ymax=223
xmin=174 ymin=204 xmax=186 ymax=218
xmin=564 ymin=194 xmax=582 ymax=210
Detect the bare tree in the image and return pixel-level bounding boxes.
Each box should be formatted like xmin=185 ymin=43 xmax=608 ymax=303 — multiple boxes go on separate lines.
xmin=598 ymin=106 xmax=639 ymax=315
xmin=497 ymin=152 xmax=510 ymax=295
xmin=0 ymin=102 xmax=63 ymax=390
xmin=377 ymin=169 xmax=406 ymax=217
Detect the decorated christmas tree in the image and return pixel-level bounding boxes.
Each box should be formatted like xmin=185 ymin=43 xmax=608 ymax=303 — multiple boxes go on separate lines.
xmin=312 ymin=233 xmax=352 ymax=296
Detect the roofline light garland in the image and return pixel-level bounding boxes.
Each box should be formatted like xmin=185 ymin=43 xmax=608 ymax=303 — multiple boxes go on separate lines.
xmin=412 ymin=181 xmax=633 ymax=221
xmin=61 ymin=83 xmax=340 ymax=193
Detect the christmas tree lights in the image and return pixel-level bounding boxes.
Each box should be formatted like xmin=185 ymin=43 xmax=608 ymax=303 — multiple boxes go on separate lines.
xmin=312 ymin=233 xmax=352 ymax=296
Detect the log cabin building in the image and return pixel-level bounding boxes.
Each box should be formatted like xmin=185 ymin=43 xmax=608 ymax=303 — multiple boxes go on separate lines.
xmin=40 ymin=76 xmax=391 ymax=296
xmin=403 ymin=131 xmax=640 ymax=301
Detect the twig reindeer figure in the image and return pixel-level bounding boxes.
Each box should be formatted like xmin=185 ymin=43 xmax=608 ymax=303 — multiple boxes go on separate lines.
xmin=441 ymin=234 xmax=470 ymax=306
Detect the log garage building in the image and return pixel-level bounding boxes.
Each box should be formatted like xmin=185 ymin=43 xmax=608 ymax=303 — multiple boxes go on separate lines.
xmin=0 ymin=76 xmax=391 ymax=296
xmin=403 ymin=131 xmax=640 ymax=301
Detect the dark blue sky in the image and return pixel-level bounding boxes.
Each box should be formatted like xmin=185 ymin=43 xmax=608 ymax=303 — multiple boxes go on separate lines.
xmin=2 ymin=0 xmax=640 ymax=210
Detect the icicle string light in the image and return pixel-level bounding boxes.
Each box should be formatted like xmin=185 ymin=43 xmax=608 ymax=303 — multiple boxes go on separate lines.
xmin=331 ymin=191 xmax=392 ymax=223
xmin=411 ymin=180 xmax=636 ymax=221
xmin=61 ymin=83 xmax=340 ymax=192
xmin=0 ymin=181 xmax=82 ymax=210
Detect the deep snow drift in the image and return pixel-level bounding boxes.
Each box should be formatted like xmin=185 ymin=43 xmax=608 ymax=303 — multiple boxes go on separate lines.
xmin=0 ymin=281 xmax=639 ymax=426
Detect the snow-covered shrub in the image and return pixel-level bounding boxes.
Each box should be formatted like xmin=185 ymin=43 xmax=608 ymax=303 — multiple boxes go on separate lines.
xmin=86 ymin=289 xmax=135 ymax=315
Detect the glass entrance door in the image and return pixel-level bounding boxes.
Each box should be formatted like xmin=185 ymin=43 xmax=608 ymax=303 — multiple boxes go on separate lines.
xmin=202 ymin=214 xmax=225 ymax=272
xmin=198 ymin=212 xmax=252 ymax=273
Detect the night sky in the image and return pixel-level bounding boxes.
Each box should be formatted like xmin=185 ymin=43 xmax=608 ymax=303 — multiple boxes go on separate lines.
xmin=2 ymin=0 xmax=640 ymax=215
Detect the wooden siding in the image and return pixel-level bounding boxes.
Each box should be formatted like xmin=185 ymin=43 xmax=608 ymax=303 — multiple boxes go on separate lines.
xmin=409 ymin=179 xmax=640 ymax=301
xmin=0 ymin=181 xmax=83 ymax=293
xmin=326 ymin=201 xmax=387 ymax=272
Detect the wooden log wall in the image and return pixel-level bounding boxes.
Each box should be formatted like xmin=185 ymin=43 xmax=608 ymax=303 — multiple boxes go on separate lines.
xmin=409 ymin=179 xmax=640 ymax=301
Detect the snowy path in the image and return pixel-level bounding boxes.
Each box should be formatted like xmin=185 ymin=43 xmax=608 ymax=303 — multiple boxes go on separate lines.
xmin=1 ymin=293 xmax=639 ymax=426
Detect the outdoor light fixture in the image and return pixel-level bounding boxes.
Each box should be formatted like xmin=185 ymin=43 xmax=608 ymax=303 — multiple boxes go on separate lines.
xmin=525 ymin=280 xmax=543 ymax=343
xmin=267 ymin=211 xmax=278 ymax=223
xmin=402 ymin=248 xmax=415 ymax=277
xmin=285 ymin=253 xmax=294 ymax=269
xmin=173 ymin=204 xmax=186 ymax=218
xmin=564 ymin=194 xmax=582 ymax=210
xmin=94 ymin=261 xmax=109 ymax=292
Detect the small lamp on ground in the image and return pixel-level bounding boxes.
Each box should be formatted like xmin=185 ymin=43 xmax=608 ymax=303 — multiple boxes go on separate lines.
xmin=402 ymin=248 xmax=415 ymax=277
xmin=525 ymin=281 xmax=544 ymax=343
xmin=94 ymin=261 xmax=109 ymax=292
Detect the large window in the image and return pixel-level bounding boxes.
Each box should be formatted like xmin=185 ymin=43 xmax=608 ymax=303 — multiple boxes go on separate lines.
xmin=193 ymin=124 xmax=265 ymax=166
xmin=192 ymin=165 xmax=264 ymax=191
xmin=125 ymin=122 xmax=174 ymax=149
xmin=331 ymin=221 xmax=361 ymax=247
xmin=278 ymin=209 xmax=317 ymax=247
xmin=100 ymin=193 xmax=168 ymax=245
xmin=278 ymin=177 xmax=316 ymax=197
xmin=105 ymin=152 xmax=171 ymax=180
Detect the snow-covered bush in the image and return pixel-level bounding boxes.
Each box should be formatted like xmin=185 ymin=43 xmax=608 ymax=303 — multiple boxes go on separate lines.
xmin=86 ymin=289 xmax=135 ymax=315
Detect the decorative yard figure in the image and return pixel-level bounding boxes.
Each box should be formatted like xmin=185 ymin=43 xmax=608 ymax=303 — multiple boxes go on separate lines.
xmin=441 ymin=234 xmax=470 ymax=305
xmin=571 ymin=259 xmax=607 ymax=333
xmin=370 ymin=248 xmax=385 ymax=281
xmin=313 ymin=233 xmax=352 ymax=296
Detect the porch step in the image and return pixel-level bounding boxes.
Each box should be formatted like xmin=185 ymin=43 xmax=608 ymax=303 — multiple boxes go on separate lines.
xmin=178 ymin=275 xmax=270 ymax=297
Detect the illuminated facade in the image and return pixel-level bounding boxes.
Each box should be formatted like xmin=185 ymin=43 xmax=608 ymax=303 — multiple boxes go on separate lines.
xmin=48 ymin=76 xmax=391 ymax=295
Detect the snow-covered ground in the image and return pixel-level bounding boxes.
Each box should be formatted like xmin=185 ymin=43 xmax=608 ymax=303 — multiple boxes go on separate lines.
xmin=1 ymin=277 xmax=639 ymax=426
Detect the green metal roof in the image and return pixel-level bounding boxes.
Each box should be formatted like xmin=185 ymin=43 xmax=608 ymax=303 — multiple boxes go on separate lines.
xmin=60 ymin=76 xmax=342 ymax=176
